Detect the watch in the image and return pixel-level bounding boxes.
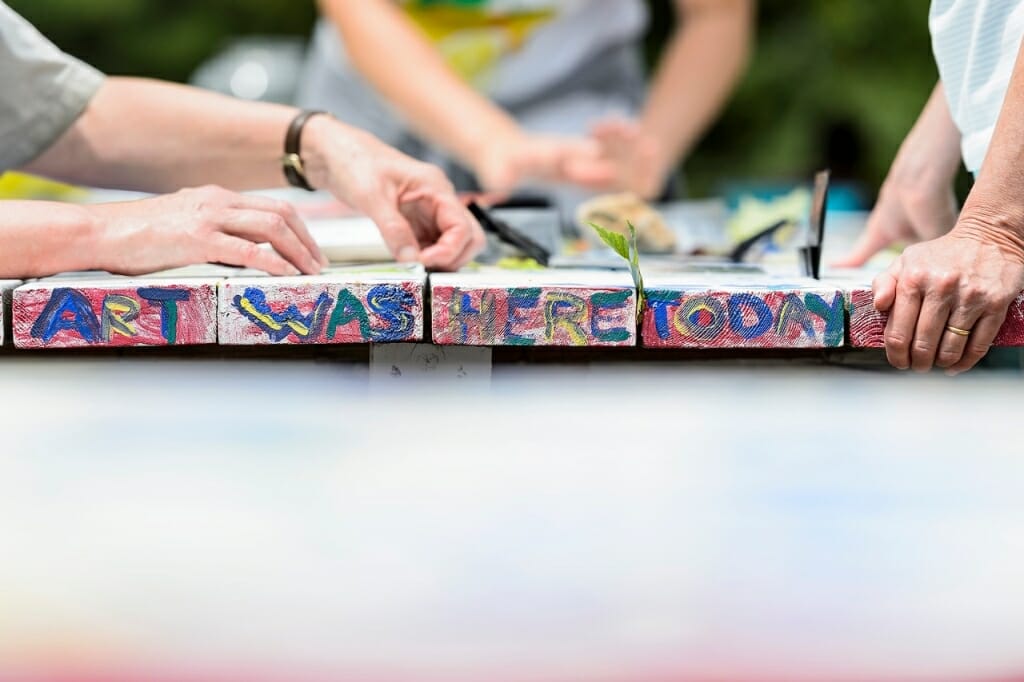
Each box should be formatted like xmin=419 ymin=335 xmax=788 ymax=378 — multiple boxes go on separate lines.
xmin=282 ymin=110 xmax=328 ymax=191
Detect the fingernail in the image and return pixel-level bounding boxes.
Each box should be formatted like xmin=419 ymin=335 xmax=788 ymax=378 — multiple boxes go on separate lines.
xmin=397 ymin=246 xmax=420 ymax=263
xmin=945 ymin=369 xmax=959 ymax=377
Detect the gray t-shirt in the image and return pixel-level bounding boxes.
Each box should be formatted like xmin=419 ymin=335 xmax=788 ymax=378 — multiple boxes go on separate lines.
xmin=0 ymin=1 xmax=105 ymax=171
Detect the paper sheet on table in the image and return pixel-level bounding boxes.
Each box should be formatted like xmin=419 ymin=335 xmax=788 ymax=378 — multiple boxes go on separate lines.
xmin=306 ymin=216 xmax=391 ymax=264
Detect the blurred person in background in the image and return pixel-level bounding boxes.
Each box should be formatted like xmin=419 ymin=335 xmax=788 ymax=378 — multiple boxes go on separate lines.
xmin=0 ymin=1 xmax=484 ymax=280
xmin=837 ymin=0 xmax=1024 ymax=375
xmin=298 ymin=0 xmax=754 ymax=207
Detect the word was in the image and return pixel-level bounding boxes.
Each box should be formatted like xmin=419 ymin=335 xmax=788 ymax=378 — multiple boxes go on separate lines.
xmin=219 ymin=280 xmax=424 ymax=345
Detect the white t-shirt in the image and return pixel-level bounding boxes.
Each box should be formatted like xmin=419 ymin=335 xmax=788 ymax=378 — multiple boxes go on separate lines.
xmin=930 ymin=0 xmax=1024 ymax=172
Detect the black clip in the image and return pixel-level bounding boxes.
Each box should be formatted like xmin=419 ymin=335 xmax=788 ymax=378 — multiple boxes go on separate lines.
xmin=799 ymin=169 xmax=830 ymax=280
xmin=468 ymin=201 xmax=551 ymax=267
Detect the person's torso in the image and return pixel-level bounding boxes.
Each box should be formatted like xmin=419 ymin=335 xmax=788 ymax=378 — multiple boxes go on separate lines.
xmin=400 ymin=0 xmax=646 ymax=99
xmin=315 ymin=0 xmax=648 ymax=105
xmin=930 ymin=0 xmax=1024 ymax=172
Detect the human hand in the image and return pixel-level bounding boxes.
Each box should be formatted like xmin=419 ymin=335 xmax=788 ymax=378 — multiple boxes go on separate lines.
xmin=834 ymin=177 xmax=959 ymax=268
xmin=470 ymin=128 xmax=609 ymax=193
xmin=306 ymin=118 xmax=485 ymax=271
xmin=88 ymin=185 xmax=326 ymax=276
xmin=570 ymin=118 xmax=669 ymax=200
xmin=836 ymin=84 xmax=962 ymax=268
xmin=872 ymin=220 xmax=1024 ymax=374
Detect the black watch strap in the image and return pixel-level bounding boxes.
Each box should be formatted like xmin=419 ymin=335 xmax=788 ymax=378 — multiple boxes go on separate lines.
xmin=282 ymin=110 xmax=327 ymax=191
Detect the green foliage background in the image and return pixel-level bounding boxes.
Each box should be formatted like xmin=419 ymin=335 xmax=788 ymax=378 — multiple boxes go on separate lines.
xmin=10 ymin=0 xmax=939 ymax=200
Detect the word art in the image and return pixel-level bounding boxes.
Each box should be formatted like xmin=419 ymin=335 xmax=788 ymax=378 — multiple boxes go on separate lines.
xmin=13 ymin=279 xmax=218 ymax=349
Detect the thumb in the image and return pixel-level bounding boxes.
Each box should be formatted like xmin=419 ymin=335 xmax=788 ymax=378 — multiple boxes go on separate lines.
xmin=832 ymin=227 xmax=893 ymax=268
xmin=872 ymin=260 xmax=902 ymax=313
xmin=364 ymin=198 xmax=421 ymax=263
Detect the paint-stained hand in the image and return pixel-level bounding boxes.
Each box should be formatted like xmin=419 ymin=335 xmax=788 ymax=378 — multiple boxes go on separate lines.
xmin=305 ymin=118 xmax=485 ymax=271
xmin=87 ymin=186 xmax=326 ymax=276
xmin=872 ymin=220 xmax=1024 ymax=374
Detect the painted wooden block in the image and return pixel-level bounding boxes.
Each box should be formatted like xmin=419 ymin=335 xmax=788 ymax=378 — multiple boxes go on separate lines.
xmin=218 ymin=265 xmax=425 ymax=345
xmin=12 ymin=276 xmax=219 ymax=349
xmin=641 ymin=274 xmax=846 ymax=349
xmin=0 ymin=279 xmax=22 ymax=347
xmin=431 ymin=269 xmax=636 ymax=347
xmin=847 ymin=286 xmax=1024 ymax=347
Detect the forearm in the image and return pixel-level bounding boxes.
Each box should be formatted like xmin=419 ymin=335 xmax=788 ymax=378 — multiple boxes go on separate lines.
xmin=22 ymin=77 xmax=297 ymax=193
xmin=641 ymin=0 xmax=753 ymax=170
xmin=889 ymin=82 xmax=962 ymax=188
xmin=319 ymin=0 xmax=519 ymax=169
xmin=0 ymin=202 xmax=101 ymax=278
xmin=956 ymin=41 xmax=1024 ymax=256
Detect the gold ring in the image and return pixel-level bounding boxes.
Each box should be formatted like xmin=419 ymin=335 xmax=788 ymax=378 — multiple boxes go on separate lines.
xmin=946 ymin=325 xmax=971 ymax=337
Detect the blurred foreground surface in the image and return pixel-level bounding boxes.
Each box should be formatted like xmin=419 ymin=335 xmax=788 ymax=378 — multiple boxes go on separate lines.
xmin=1 ymin=360 xmax=1023 ymax=681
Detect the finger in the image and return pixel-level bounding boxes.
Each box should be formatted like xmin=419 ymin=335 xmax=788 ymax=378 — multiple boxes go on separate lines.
xmin=832 ymin=225 xmax=894 ymax=268
xmin=872 ymin=259 xmax=902 ymax=312
xmin=363 ymin=192 xmax=422 ymax=263
xmin=909 ymin=293 xmax=952 ymax=372
xmin=424 ymin=226 xmax=482 ymax=272
xmin=935 ymin=304 xmax=985 ymax=369
xmin=590 ymin=117 xmax=637 ymax=140
xmin=946 ymin=310 xmax=1007 ymax=376
xmin=229 ymin=195 xmax=327 ymax=267
xmin=220 ymin=209 xmax=322 ymax=275
xmin=420 ymin=202 xmax=483 ymax=271
xmin=562 ymin=157 xmax=619 ymax=189
xmin=884 ymin=277 xmax=922 ymax=370
xmin=205 ymin=233 xmax=299 ymax=276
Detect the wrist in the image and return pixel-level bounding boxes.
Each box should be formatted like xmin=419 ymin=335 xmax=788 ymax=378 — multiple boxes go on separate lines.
xmin=466 ymin=121 xmax=524 ymax=184
xmin=953 ymin=202 xmax=1024 ymax=264
xmin=287 ymin=112 xmax=336 ymax=191
xmin=77 ymin=204 xmax=120 ymax=271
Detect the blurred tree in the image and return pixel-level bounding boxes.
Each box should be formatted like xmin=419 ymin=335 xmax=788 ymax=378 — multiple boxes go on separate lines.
xmin=650 ymin=0 xmax=940 ymax=198
xmin=10 ymin=0 xmax=940 ymax=200
xmin=7 ymin=0 xmax=316 ymax=82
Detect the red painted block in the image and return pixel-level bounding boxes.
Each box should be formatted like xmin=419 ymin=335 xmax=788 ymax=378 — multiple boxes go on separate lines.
xmin=13 ymin=277 xmax=218 ymax=349
xmin=847 ymin=286 xmax=1024 ymax=347
xmin=431 ymin=270 xmax=636 ymax=347
xmin=641 ymin=276 xmax=846 ymax=349
xmin=218 ymin=266 xmax=425 ymax=345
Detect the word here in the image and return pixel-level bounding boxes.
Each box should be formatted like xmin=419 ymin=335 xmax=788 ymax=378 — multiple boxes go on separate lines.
xmin=431 ymin=269 xmax=636 ymax=346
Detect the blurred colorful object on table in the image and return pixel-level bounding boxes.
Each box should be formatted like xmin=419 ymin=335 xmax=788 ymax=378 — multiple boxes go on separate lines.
xmin=0 ymin=172 xmax=86 ymax=201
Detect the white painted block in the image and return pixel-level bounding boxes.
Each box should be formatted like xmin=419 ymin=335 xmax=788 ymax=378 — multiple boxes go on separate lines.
xmin=218 ymin=265 xmax=426 ymax=345
xmin=431 ymin=269 xmax=637 ymax=347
